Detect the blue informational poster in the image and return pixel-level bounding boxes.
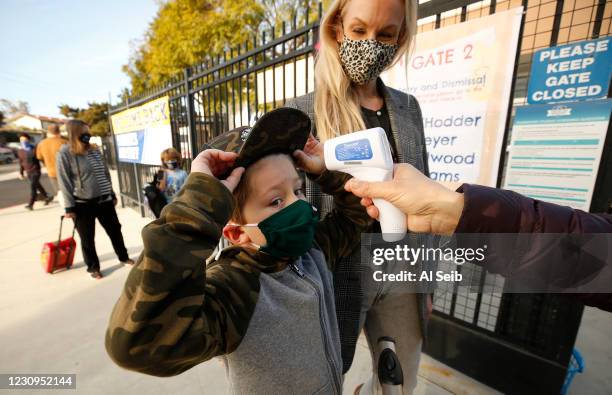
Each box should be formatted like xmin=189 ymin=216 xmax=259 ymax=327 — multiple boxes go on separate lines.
xmin=503 ymin=99 xmax=612 ymax=210
xmin=527 ymin=37 xmax=612 ymax=104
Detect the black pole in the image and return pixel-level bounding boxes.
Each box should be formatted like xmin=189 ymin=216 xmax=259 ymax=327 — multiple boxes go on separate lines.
xmin=184 ymin=67 xmax=198 ymax=160
xmin=107 ymin=94 xmax=125 ymax=209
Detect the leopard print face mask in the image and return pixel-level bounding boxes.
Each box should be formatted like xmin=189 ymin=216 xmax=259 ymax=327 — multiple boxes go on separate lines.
xmin=339 ymin=35 xmax=398 ymax=85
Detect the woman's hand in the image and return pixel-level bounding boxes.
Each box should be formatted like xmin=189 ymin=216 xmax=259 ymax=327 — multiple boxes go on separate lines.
xmin=293 ymin=134 xmax=326 ymax=175
xmin=64 ymin=212 xmax=75 ymax=219
xmin=191 ymin=149 xmax=244 ymax=192
xmin=344 ymin=163 xmax=464 ymax=235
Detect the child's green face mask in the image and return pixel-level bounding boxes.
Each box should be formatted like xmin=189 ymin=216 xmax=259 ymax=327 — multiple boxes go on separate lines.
xmin=243 ymin=199 xmax=318 ymax=258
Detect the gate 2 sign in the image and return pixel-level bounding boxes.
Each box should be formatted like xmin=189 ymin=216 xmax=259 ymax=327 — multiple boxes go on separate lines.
xmin=111 ymin=96 xmax=173 ymax=165
xmin=527 ymin=37 xmax=611 ymax=104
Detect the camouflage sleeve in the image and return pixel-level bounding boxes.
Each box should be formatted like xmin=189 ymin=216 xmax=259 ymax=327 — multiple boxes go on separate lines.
xmin=105 ymin=173 xmax=259 ymax=377
xmin=312 ymin=170 xmax=372 ymax=269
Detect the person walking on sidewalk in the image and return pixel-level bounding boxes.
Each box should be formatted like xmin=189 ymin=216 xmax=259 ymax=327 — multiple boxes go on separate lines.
xmin=18 ymin=133 xmax=52 ymax=210
xmin=56 ymin=120 xmax=134 ymax=280
xmin=36 ymin=124 xmax=67 ymax=200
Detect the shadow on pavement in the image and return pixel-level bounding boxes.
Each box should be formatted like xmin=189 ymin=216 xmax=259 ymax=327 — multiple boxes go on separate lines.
xmin=0 ymin=202 xmax=60 ymax=216
xmin=100 ymin=263 xmax=126 ymax=278
xmin=96 ymin=246 xmax=142 ymax=264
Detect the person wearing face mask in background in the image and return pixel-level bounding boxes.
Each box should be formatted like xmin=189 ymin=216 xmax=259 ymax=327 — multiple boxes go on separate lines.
xmin=17 ymin=132 xmax=53 ymax=210
xmin=56 ymin=120 xmax=134 ymax=280
xmin=157 ymin=147 xmax=188 ymax=203
xmin=286 ymin=0 xmax=432 ymax=393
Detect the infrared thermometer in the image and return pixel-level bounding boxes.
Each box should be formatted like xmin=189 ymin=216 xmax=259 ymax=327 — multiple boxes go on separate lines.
xmin=324 ymin=128 xmax=407 ymax=242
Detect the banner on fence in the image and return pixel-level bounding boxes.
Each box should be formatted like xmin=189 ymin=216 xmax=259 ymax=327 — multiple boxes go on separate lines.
xmin=382 ymin=7 xmax=523 ymax=187
xmin=111 ymin=96 xmax=173 ymax=165
xmin=502 ymin=99 xmax=612 ymax=211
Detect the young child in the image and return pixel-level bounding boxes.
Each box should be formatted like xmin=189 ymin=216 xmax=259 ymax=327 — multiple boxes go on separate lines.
xmin=105 ymin=108 xmax=371 ymax=394
xmin=158 ymin=147 xmax=188 ymax=202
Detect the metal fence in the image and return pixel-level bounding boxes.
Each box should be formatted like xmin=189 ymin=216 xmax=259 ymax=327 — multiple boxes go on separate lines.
xmin=109 ymin=0 xmax=611 ymax=393
xmin=110 ymin=4 xmax=321 ymax=215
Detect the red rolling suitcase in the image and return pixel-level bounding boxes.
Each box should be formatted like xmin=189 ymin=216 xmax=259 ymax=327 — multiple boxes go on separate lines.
xmin=41 ymin=216 xmax=77 ymax=274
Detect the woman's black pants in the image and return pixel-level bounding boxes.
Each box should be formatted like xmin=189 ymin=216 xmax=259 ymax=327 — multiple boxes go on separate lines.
xmin=73 ymin=200 xmax=129 ymax=272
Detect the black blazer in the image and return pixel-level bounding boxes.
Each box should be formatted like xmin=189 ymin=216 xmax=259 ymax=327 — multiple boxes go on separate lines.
xmin=286 ymin=78 xmax=433 ymax=372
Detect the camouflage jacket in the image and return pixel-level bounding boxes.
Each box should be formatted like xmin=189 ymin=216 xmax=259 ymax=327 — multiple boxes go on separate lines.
xmin=105 ymin=169 xmax=370 ymax=393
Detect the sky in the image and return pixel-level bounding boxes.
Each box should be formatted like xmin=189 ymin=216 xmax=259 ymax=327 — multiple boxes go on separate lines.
xmin=0 ymin=0 xmax=159 ymax=118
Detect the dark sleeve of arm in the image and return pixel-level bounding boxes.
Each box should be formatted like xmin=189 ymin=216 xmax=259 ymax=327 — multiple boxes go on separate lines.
xmin=411 ymin=95 xmax=430 ymax=178
xmin=312 ymin=170 xmax=373 ymax=269
xmin=455 ymin=184 xmax=612 ymax=233
xmin=455 ymin=184 xmax=612 ymax=311
xmin=157 ymin=169 xmax=167 ymax=192
xmin=19 ymin=156 xmax=24 ymax=176
xmin=105 ymin=173 xmax=255 ymax=376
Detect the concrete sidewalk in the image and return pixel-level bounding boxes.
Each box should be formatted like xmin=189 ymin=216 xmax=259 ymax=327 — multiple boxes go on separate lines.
xmin=0 ymin=170 xmax=498 ymax=394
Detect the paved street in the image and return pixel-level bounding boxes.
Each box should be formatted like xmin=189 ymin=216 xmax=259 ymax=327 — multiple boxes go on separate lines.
xmin=0 ymin=163 xmax=56 ymax=209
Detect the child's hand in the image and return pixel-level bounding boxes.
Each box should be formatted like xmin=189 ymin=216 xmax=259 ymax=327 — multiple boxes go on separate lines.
xmin=191 ymin=149 xmax=245 ymax=192
xmin=293 ymin=134 xmax=326 ymax=175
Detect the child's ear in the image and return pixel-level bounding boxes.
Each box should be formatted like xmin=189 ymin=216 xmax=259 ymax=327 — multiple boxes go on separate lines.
xmin=223 ymin=223 xmax=251 ymax=245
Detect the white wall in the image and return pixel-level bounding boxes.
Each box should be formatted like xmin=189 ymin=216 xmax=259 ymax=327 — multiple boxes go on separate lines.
xmin=12 ymin=115 xmax=43 ymax=130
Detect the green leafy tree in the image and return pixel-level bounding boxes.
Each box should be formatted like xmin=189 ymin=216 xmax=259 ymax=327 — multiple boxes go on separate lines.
xmin=0 ymin=110 xmax=4 ymax=126
xmin=58 ymin=104 xmax=80 ymax=118
xmin=123 ymin=0 xmax=266 ymax=94
xmin=58 ymin=102 xmax=110 ymax=137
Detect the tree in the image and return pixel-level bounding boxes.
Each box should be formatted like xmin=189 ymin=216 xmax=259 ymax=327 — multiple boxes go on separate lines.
xmin=123 ymin=0 xmax=266 ymax=95
xmin=259 ymin=0 xmax=318 ymax=33
xmin=0 ymin=99 xmax=30 ymax=117
xmin=58 ymin=102 xmax=110 ymax=137
xmin=0 ymin=110 xmax=4 ymax=127
xmin=58 ymin=104 xmax=80 ymax=118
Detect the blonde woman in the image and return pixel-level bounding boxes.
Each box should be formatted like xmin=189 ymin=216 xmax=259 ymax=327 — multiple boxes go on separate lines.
xmin=286 ymin=0 xmax=432 ymax=393
xmin=56 ymin=120 xmax=134 ymax=279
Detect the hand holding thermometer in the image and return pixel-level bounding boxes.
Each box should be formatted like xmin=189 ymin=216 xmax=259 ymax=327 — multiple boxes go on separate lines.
xmin=323 ymin=128 xmax=407 ymax=242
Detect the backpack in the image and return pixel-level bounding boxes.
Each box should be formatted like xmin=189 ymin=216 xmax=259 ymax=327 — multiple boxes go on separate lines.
xmin=143 ymin=172 xmax=167 ymax=218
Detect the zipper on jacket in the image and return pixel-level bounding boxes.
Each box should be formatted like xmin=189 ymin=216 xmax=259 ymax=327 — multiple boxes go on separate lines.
xmin=290 ymin=261 xmax=341 ymax=394
xmin=289 ymin=262 xmax=305 ymax=278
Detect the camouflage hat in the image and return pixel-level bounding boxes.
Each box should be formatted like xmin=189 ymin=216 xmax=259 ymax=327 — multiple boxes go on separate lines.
xmin=201 ymin=107 xmax=311 ymax=177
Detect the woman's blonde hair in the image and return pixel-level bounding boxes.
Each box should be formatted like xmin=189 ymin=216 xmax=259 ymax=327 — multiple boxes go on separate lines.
xmin=160 ymin=147 xmax=182 ymax=168
xmin=314 ymin=0 xmax=417 ymax=142
xmin=66 ymin=119 xmax=95 ymax=155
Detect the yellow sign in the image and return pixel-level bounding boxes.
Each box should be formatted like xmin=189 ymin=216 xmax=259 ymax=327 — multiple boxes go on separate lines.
xmin=111 ymin=96 xmax=170 ymax=135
